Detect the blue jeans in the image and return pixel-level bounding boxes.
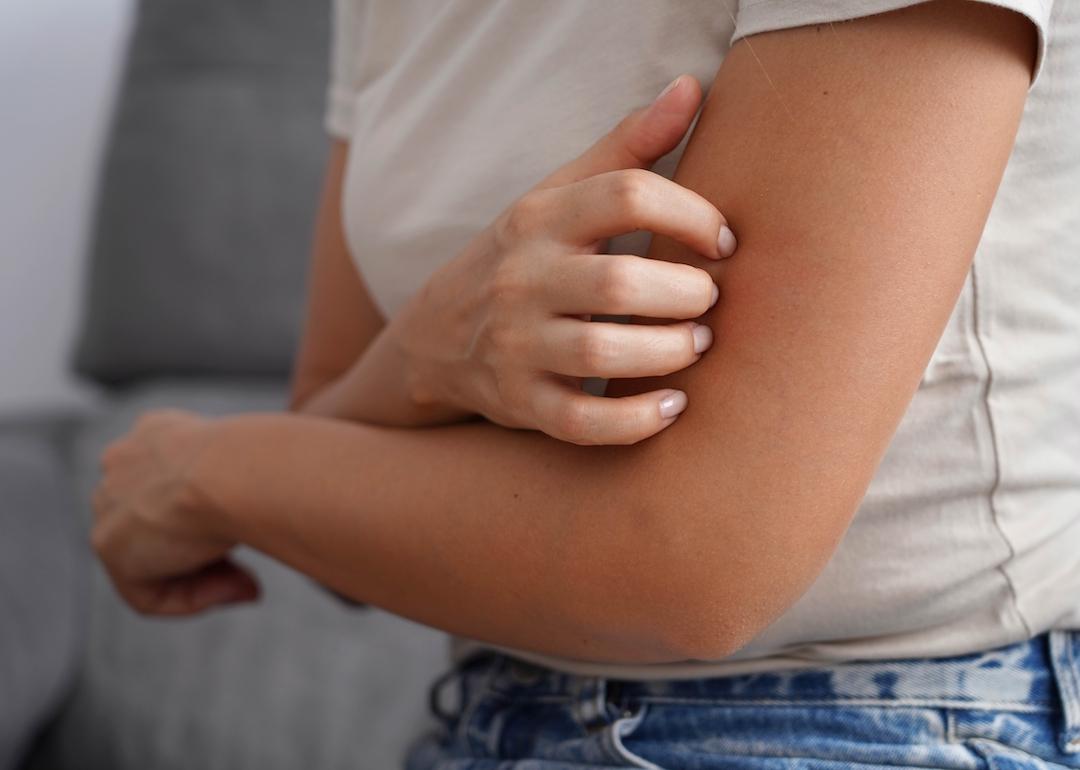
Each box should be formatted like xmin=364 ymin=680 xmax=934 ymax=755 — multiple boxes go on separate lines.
xmin=404 ymin=631 xmax=1080 ymax=769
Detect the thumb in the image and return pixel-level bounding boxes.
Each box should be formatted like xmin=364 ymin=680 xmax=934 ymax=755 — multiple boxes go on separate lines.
xmin=534 ymin=74 xmax=703 ymax=191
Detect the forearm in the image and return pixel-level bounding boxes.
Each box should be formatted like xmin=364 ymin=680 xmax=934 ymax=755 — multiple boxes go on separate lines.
xmin=197 ymin=411 xmax=699 ymax=662
xmin=296 ymin=308 xmax=469 ymax=427
xmin=288 ymin=138 xmax=464 ymax=426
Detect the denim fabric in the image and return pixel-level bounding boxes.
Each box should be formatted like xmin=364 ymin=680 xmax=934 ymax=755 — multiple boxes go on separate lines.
xmin=404 ymin=631 xmax=1080 ymax=769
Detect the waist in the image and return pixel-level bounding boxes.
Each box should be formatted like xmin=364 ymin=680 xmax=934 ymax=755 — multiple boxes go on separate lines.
xmin=438 ymin=631 xmax=1080 ymax=749
xmin=425 ymin=631 xmax=1080 ymax=768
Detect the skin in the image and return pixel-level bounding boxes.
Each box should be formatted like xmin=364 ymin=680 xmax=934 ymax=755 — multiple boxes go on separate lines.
xmin=288 ymin=137 xmax=385 ymax=411
xmin=93 ymin=1 xmax=1037 ymax=664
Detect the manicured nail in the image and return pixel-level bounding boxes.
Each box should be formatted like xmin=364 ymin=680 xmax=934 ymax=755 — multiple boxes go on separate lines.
xmin=709 ymin=284 xmax=719 ymax=308
xmin=692 ymin=323 xmax=713 ymax=354
xmin=654 ymin=75 xmax=683 ymax=103
xmin=658 ymin=390 xmax=688 ymax=420
xmin=717 ymin=225 xmax=737 ymax=258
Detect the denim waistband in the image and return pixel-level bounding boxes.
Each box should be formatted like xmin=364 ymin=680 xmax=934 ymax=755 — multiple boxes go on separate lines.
xmin=435 ymin=631 xmax=1080 ymax=755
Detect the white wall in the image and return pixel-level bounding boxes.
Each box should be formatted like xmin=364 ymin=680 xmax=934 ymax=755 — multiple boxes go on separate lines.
xmin=0 ymin=0 xmax=134 ymax=418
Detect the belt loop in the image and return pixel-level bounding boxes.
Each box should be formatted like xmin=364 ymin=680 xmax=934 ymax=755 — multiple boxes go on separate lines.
xmin=428 ymin=651 xmax=500 ymax=728
xmin=572 ymin=676 xmax=610 ymax=734
xmin=1049 ymin=630 xmax=1080 ymax=754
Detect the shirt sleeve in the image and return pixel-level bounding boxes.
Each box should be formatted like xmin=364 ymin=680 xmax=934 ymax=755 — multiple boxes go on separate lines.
xmin=325 ymin=0 xmax=360 ymax=140
xmin=732 ymin=0 xmax=1054 ymax=88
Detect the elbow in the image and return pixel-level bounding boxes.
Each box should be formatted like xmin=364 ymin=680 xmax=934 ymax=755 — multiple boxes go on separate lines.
xmin=617 ymin=497 xmax=851 ymax=664
xmin=583 ymin=445 xmax=860 ymax=664
xmin=641 ymin=576 xmax=765 ymax=664
xmin=598 ymin=531 xmax=760 ymax=662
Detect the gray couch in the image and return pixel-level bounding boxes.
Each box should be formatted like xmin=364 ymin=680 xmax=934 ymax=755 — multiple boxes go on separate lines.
xmin=2 ymin=2 xmax=449 ymax=768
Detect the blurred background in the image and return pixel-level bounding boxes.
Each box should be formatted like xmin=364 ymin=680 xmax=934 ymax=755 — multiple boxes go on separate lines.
xmin=0 ymin=0 xmax=128 ymax=417
xmin=0 ymin=2 xmax=447 ymax=768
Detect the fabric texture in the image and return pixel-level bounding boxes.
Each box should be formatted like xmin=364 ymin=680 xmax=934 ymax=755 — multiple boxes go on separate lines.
xmin=26 ymin=381 xmax=448 ymax=770
xmin=0 ymin=428 xmax=87 ymax=770
xmin=73 ymin=0 xmax=328 ymax=385
xmin=733 ymin=0 xmax=1052 ymax=84
xmin=326 ymin=0 xmax=1080 ymax=682
xmin=405 ymin=631 xmax=1080 ymax=768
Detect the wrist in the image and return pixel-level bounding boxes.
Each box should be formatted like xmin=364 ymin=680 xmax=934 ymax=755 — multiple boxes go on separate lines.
xmin=392 ymin=295 xmax=469 ymax=418
xmin=182 ymin=416 xmax=244 ymax=542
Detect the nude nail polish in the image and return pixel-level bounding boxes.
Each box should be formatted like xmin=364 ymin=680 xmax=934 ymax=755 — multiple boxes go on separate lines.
xmin=692 ymin=324 xmax=713 ymax=354
xmin=654 ymin=75 xmax=682 ymax=103
xmin=658 ymin=390 xmax=688 ymax=419
xmin=717 ymin=225 xmax=737 ymax=259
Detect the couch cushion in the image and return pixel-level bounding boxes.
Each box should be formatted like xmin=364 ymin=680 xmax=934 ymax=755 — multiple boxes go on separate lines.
xmin=28 ymin=381 xmax=449 ymax=770
xmin=0 ymin=429 xmax=86 ymax=770
xmin=73 ymin=0 xmax=328 ymax=384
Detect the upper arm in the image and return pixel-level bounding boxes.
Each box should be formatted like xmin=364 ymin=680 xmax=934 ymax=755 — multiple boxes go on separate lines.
xmin=606 ymin=0 xmax=1037 ymax=656
xmin=289 ymin=140 xmax=386 ymax=409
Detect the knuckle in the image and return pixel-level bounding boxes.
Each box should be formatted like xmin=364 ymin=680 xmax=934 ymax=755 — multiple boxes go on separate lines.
xmin=593 ymin=258 xmax=638 ymax=310
xmin=500 ymin=192 xmax=546 ymax=240
xmin=576 ymin=327 xmax=618 ymax=372
xmin=554 ymin=401 xmax=593 ymax=445
xmin=610 ymin=169 xmax=653 ymax=216
xmin=482 ymin=320 xmax=523 ymax=362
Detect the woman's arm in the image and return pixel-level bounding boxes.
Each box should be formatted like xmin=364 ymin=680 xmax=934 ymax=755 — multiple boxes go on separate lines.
xmin=288 ymin=140 xmax=386 ymax=411
xmin=94 ymin=0 xmax=1037 ymax=663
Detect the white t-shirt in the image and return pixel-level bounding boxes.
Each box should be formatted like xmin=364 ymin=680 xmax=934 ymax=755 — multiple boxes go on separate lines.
xmin=326 ymin=0 xmax=1080 ymax=680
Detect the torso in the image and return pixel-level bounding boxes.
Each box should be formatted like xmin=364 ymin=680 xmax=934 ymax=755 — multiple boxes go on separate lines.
xmin=330 ymin=0 xmax=1080 ymax=679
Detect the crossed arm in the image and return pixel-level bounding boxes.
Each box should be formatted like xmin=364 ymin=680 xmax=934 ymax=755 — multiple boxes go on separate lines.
xmin=98 ymin=1 xmax=1036 ymax=664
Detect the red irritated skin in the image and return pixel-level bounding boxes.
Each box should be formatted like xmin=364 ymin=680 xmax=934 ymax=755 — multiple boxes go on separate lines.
xmin=91 ymin=0 xmax=1036 ymax=664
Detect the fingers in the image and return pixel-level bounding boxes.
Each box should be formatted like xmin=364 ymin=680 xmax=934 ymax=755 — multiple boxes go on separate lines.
xmin=533 ymin=319 xmax=712 ymax=379
xmin=107 ymin=558 xmax=260 ymax=617
xmin=535 ymin=74 xmax=704 ymax=190
xmin=533 ymin=380 xmax=690 ymax=446
xmin=542 ymin=253 xmax=719 ymax=318
xmin=539 ymin=168 xmax=735 ymax=259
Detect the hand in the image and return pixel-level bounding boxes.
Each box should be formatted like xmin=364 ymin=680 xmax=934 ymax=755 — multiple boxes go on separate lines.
xmin=393 ymin=75 xmax=737 ymax=445
xmin=91 ymin=409 xmax=257 ymax=616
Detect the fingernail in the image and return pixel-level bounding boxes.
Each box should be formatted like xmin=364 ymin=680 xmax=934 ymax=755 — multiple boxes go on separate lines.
xmin=717 ymin=225 xmax=737 ymax=258
xmin=709 ymin=284 xmax=719 ymax=309
xmin=692 ymin=323 xmax=713 ymax=354
xmin=653 ymin=75 xmax=682 ymax=103
xmin=658 ymin=390 xmax=688 ymax=420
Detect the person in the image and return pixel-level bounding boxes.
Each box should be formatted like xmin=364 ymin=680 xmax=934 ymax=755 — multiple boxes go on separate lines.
xmin=90 ymin=1 xmax=1080 ymax=767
